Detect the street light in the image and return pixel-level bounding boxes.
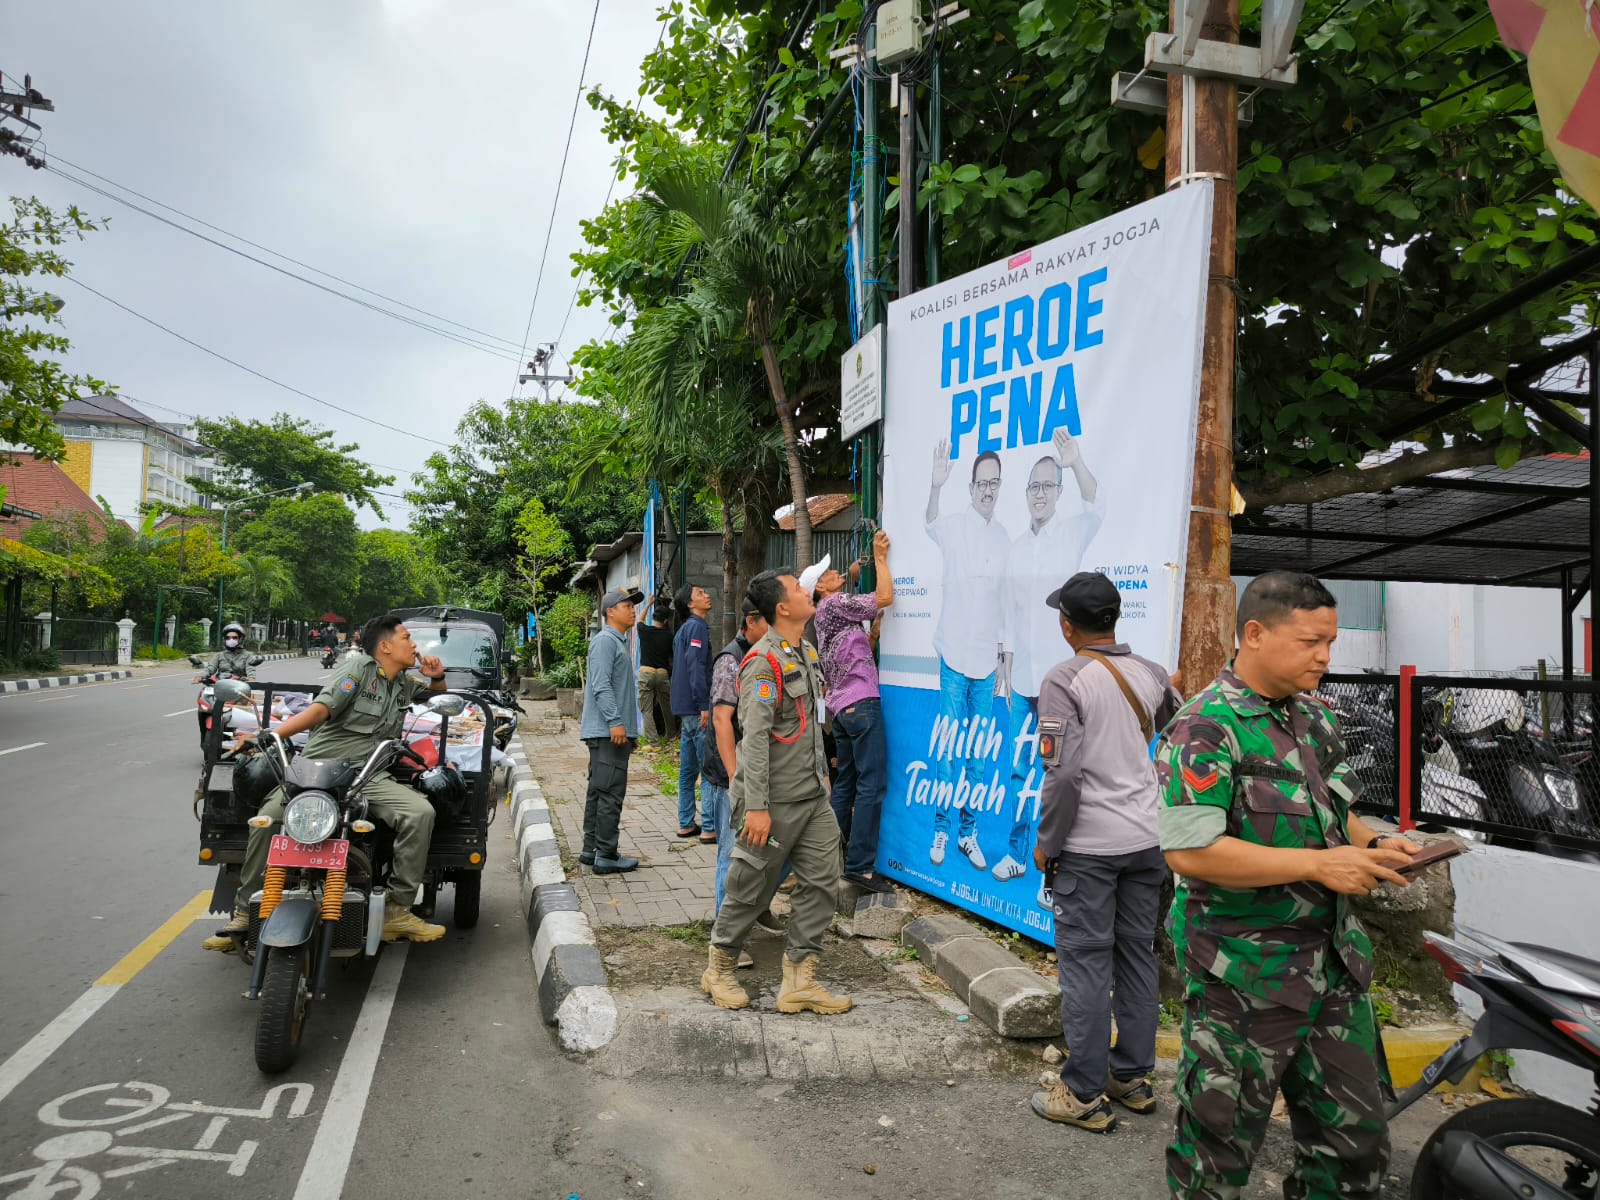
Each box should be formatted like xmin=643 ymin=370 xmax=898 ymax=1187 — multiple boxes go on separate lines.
xmin=217 ymin=481 xmax=314 ymax=646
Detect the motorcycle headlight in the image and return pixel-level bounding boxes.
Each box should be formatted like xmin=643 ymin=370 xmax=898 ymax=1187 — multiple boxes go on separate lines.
xmin=1543 ymin=771 xmax=1582 ymax=813
xmin=283 ymin=791 xmax=340 ymax=844
xmin=1508 ymin=765 xmax=1551 ymax=817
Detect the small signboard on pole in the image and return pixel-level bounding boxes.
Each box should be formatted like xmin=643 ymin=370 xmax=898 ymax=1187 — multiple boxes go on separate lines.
xmin=840 ymin=324 xmax=884 ymax=441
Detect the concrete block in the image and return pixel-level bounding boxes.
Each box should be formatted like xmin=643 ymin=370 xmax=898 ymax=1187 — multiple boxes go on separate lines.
xmin=536 ymin=941 xmax=609 ymax=1025
xmin=929 ymin=931 xmax=1016 ymax=994
xmin=965 ymin=967 xmax=1061 ymax=1039
xmin=846 ymin=892 xmax=913 ymax=940
xmin=902 ymin=914 xmax=976 ymax=961
xmin=554 ymin=985 xmax=619 ymax=1053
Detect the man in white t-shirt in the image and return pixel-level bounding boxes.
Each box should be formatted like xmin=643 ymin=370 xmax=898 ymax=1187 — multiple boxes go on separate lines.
xmin=923 ymin=440 xmax=1009 ymax=871
xmin=993 ymin=429 xmax=1104 ymax=904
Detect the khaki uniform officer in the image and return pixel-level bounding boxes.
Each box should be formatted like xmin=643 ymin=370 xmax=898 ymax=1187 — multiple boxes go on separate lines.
xmin=203 ymin=614 xmax=451 ymax=950
xmin=701 ymin=569 xmax=852 ymax=1015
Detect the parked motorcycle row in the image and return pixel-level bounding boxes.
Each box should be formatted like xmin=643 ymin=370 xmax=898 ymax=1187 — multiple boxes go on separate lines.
xmin=1325 ymin=679 xmax=1600 ymax=855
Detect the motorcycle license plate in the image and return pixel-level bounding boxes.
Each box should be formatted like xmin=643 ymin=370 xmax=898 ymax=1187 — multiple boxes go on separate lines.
xmin=267 ymin=836 xmax=350 ymax=870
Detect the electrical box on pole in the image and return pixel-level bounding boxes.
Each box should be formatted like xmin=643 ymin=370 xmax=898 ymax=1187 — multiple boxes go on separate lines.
xmin=874 ymin=0 xmax=924 ymax=68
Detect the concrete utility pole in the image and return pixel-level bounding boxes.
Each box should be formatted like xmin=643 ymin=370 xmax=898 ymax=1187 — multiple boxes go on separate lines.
xmin=518 ymin=342 xmax=574 ymax=401
xmin=1116 ymin=0 xmax=1304 ymax=687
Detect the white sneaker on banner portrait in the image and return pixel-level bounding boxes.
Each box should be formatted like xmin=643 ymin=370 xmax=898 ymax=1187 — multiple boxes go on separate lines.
xmin=1037 ymin=879 xmax=1054 ymax=910
xmin=958 ymin=836 xmax=987 ymax=871
xmin=990 ymin=854 xmax=1026 ymax=882
xmin=930 ymin=831 xmax=948 ymax=866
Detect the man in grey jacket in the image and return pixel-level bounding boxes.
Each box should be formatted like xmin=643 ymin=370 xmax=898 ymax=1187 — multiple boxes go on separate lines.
xmin=579 ymin=586 xmax=644 ymax=874
xmin=1028 ymin=572 xmax=1182 ymax=1134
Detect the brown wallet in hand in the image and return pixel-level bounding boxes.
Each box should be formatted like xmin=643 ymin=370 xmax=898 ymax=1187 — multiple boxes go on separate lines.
xmin=1395 ymin=841 xmax=1466 ymax=877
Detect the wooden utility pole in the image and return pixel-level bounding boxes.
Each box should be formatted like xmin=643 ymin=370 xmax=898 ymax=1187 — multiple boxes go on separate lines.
xmin=1114 ymin=0 xmax=1303 ymax=685
xmin=1168 ymin=0 xmax=1241 ymax=689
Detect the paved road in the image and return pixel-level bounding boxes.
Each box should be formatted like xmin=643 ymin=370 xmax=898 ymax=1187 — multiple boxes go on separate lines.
xmin=0 ymin=660 xmax=1445 ymax=1199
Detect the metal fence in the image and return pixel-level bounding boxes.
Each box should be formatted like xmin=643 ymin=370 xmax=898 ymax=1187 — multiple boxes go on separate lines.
xmin=49 ymin=618 xmax=119 ymax=666
xmin=1318 ymin=671 xmax=1600 ymax=855
xmin=1406 ymin=673 xmax=1600 ymax=855
xmin=1318 ymin=672 xmax=1400 ymax=818
xmin=764 ymin=529 xmax=865 ymax=572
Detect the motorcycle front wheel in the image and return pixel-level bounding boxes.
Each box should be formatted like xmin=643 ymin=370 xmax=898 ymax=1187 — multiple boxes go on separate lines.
xmin=255 ymin=947 xmax=310 ymax=1074
xmin=1412 ymin=1097 xmax=1600 ymax=1199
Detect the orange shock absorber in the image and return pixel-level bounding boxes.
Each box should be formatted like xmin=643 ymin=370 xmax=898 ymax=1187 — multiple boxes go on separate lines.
xmin=321 ymin=869 xmax=347 ymax=921
xmin=259 ymin=865 xmax=286 ymax=921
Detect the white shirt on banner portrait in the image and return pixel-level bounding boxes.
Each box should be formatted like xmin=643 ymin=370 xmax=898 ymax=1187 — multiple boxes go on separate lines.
xmin=926 ymin=507 xmax=1010 ymax=680
xmin=1002 ymin=495 xmax=1107 ymax=698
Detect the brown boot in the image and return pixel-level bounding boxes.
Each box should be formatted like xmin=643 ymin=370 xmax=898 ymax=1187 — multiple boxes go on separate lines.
xmin=701 ymin=946 xmax=750 ymax=1010
xmin=776 ymin=953 xmax=853 ymax=1015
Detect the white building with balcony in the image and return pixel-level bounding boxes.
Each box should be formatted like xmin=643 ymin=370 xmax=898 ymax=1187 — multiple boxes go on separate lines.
xmin=53 ymin=395 xmax=215 ymax=522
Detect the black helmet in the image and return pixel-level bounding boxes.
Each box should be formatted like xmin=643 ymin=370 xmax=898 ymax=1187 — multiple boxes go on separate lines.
xmin=415 ymin=764 xmax=467 ymax=821
xmin=232 ymin=749 xmax=280 ymax=811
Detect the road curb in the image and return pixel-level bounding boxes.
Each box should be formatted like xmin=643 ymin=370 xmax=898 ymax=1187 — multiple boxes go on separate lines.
xmin=902 ymin=914 xmax=1061 ymax=1039
xmin=504 ymin=741 xmax=619 ymax=1053
xmin=0 ymin=669 xmax=133 ymax=694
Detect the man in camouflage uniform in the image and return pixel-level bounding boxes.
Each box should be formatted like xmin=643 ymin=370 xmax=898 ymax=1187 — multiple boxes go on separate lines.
xmin=1158 ymin=572 xmax=1420 ymax=1199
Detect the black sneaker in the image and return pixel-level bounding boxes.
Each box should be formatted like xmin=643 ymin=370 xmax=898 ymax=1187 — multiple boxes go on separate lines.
xmin=579 ymin=852 xmax=595 ymax=866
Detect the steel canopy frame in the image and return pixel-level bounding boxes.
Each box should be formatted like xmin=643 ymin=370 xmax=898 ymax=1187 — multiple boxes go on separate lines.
xmin=1231 ymin=247 xmax=1599 ymax=680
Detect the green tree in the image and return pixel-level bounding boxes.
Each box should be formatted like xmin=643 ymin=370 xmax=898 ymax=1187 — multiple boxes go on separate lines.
xmin=573 ymin=0 xmax=1595 ymax=508
xmin=190 ymin=413 xmax=395 ymax=517
xmin=407 ymin=398 xmax=645 ymax=623
xmin=0 ymin=198 xmax=107 ymax=496
xmin=513 ymin=498 xmax=572 ymax=670
xmin=233 ymin=492 xmax=361 ymax=620
xmin=351 ymin=529 xmax=442 ymax=619
xmin=233 ymin=552 xmax=299 ymax=637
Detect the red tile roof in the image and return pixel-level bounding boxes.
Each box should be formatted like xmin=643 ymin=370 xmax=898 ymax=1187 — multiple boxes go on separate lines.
xmin=778 ymin=493 xmax=856 ymax=531
xmin=0 ymin=456 xmax=113 ymax=539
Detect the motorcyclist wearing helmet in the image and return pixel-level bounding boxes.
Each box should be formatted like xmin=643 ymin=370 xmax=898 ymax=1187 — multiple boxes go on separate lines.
xmin=204 ymin=612 xmax=450 ymax=951
xmin=199 ymin=623 xmax=254 ymax=682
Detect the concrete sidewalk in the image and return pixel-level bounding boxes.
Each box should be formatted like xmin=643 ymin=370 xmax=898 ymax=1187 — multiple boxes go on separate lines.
xmin=525 ymin=704 xmax=718 ymax=929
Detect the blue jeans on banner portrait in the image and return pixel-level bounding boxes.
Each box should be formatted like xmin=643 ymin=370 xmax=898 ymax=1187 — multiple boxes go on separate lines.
xmin=705 ymin=780 xmax=734 ymax=912
xmin=934 ymin=661 xmax=996 ymax=839
xmin=1007 ymin=692 xmax=1041 ymax=863
xmin=831 ymin=697 xmax=888 ymax=877
xmin=678 ymin=714 xmax=707 ymax=830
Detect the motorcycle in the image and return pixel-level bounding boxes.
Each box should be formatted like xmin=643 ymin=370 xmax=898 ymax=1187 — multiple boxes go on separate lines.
xmin=1424 ymin=688 xmax=1599 ymax=849
xmin=1388 ymin=925 xmax=1600 ymax=1197
xmin=209 ymin=677 xmax=469 ymax=1073
xmin=188 ymin=654 xmax=265 ymax=751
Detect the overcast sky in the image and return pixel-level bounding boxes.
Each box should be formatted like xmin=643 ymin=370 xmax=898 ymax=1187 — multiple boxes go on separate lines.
xmin=7 ymin=0 xmax=661 ymax=528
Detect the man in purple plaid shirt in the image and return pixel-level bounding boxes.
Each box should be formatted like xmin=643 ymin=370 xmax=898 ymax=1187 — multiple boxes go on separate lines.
xmin=811 ymin=530 xmax=895 ymax=891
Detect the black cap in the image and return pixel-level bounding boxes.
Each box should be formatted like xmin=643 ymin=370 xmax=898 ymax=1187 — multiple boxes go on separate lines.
xmin=1046 ymin=571 xmax=1121 ymax=629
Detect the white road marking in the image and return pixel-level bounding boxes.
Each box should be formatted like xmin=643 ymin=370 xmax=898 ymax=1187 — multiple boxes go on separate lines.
xmin=0 ymin=989 xmax=119 ymax=1106
xmin=292 ymin=944 xmax=408 ymax=1200
xmin=163 ymin=710 xmax=197 ymax=718
xmin=0 ymin=741 xmax=46 ymax=758
xmin=33 ymin=693 xmax=77 ymax=702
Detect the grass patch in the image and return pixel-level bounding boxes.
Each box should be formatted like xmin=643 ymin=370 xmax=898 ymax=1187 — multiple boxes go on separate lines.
xmin=660 ymin=920 xmax=712 ymax=948
xmin=879 ymin=946 xmax=919 ymax=964
xmin=1158 ymin=998 xmax=1184 ymax=1030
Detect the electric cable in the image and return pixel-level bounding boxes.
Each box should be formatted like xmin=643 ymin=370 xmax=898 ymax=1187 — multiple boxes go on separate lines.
xmin=43 ymin=152 xmax=529 ymax=354
xmin=555 ymin=20 xmax=669 ymax=352
xmin=45 ymin=164 xmax=525 ymax=363
xmin=511 ymin=0 xmax=605 ymax=395
xmin=62 ymin=276 xmax=454 ymax=449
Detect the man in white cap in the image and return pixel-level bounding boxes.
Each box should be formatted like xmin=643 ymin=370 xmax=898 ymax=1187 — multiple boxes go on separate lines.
xmin=579 ymin=586 xmax=644 ymax=874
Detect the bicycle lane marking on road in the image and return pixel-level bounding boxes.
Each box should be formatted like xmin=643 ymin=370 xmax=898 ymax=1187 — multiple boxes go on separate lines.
xmin=291 ymin=942 xmax=409 ymax=1200
xmin=0 ymin=891 xmax=210 ymax=1106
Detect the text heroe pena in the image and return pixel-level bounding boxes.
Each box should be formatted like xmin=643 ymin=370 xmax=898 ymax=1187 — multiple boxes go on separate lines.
xmin=902 ymin=711 xmax=1044 ymax=824
xmin=941 ymin=266 xmax=1109 ymax=459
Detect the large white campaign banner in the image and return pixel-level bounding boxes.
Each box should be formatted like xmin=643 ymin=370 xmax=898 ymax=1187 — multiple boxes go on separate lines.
xmin=874 ymin=183 xmax=1213 ymax=942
